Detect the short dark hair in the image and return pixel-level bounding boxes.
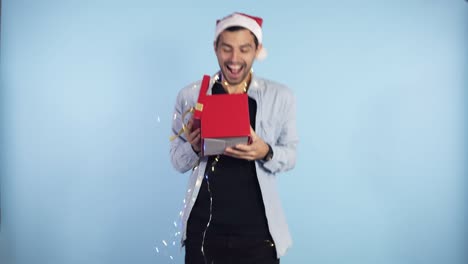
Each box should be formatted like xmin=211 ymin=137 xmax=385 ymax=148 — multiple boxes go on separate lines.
xmin=215 ymin=26 xmax=259 ymax=49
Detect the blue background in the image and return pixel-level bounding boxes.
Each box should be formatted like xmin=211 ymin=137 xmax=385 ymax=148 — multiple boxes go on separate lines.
xmin=1 ymin=1 xmax=467 ymax=263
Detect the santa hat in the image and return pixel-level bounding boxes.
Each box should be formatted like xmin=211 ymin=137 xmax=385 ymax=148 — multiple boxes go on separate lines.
xmin=215 ymin=12 xmax=267 ymax=60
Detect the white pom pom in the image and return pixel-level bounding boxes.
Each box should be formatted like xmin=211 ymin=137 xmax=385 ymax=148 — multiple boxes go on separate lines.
xmin=256 ymin=47 xmax=267 ymax=61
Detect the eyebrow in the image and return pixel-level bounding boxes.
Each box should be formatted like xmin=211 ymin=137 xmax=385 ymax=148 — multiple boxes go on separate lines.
xmin=220 ymin=43 xmax=254 ymax=49
xmin=240 ymin=44 xmax=253 ymax=49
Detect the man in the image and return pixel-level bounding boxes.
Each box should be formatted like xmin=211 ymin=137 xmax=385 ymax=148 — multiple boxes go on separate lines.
xmin=170 ymin=12 xmax=298 ymax=264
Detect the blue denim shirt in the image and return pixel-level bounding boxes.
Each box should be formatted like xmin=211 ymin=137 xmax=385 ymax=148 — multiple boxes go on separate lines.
xmin=170 ymin=73 xmax=298 ymax=258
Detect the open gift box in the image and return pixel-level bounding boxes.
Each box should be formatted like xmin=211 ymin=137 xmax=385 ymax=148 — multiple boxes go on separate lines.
xmin=201 ymin=92 xmax=251 ymax=156
xmin=193 ymin=75 xmax=251 ymax=156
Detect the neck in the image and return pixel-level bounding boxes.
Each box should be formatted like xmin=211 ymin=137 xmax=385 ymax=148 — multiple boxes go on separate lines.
xmin=221 ymin=71 xmax=252 ymax=94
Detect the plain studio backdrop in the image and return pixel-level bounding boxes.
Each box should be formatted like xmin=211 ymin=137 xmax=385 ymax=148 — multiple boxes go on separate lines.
xmin=0 ymin=1 xmax=467 ymax=264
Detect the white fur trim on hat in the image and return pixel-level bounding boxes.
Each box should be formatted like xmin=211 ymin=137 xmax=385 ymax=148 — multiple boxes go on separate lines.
xmin=215 ymin=13 xmax=263 ymax=44
xmin=256 ymin=47 xmax=267 ymax=61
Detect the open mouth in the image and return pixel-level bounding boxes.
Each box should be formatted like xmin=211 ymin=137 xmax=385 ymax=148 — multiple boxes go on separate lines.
xmin=226 ymin=64 xmax=244 ymax=76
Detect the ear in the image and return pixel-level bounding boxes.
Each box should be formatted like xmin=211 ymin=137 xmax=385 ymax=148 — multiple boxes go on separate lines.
xmin=213 ymin=41 xmax=217 ymax=53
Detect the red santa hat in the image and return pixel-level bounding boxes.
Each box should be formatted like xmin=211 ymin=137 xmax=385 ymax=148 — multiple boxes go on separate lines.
xmin=215 ymin=12 xmax=267 ymax=60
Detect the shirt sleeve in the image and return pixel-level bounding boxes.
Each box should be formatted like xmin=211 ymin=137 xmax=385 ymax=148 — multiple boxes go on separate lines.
xmin=261 ymin=90 xmax=298 ymax=174
xmin=170 ymin=89 xmax=200 ymax=173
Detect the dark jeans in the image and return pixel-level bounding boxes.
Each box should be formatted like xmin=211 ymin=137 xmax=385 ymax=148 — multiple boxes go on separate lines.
xmin=185 ymin=234 xmax=280 ymax=264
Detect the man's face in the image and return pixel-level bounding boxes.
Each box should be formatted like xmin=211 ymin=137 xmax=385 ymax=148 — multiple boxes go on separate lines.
xmin=214 ymin=29 xmax=261 ymax=85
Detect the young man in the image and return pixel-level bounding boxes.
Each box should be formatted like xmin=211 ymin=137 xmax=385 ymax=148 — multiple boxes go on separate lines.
xmin=170 ymin=12 xmax=298 ymax=264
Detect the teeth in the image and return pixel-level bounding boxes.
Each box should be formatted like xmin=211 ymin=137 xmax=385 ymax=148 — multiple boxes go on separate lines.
xmin=227 ymin=64 xmax=242 ymax=74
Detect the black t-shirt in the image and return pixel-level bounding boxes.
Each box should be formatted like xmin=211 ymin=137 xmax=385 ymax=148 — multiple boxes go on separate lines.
xmin=187 ymin=82 xmax=270 ymax=238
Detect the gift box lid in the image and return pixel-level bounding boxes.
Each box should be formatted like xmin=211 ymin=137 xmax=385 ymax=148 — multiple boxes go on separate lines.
xmin=201 ymin=93 xmax=251 ymax=139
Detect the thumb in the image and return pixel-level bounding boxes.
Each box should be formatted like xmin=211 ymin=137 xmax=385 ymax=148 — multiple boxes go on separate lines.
xmin=250 ymin=126 xmax=258 ymax=140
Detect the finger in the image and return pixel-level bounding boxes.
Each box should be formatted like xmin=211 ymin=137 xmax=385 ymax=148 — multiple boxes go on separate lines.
xmin=186 ymin=128 xmax=196 ymax=141
xmin=225 ymin=146 xmax=253 ymax=158
xmin=190 ymin=133 xmax=201 ymax=151
xmin=192 ymin=133 xmax=201 ymax=144
xmin=190 ymin=128 xmax=200 ymax=137
xmin=225 ymin=151 xmax=254 ymax=161
xmin=231 ymin=144 xmax=252 ymax=152
xmin=189 ymin=132 xmax=200 ymax=145
xmin=250 ymin=126 xmax=257 ymax=139
xmin=224 ymin=147 xmax=243 ymax=156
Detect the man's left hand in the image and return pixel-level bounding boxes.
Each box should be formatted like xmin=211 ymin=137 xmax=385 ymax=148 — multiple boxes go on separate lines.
xmin=224 ymin=127 xmax=269 ymax=161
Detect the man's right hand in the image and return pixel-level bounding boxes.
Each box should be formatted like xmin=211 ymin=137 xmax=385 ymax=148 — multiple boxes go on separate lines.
xmin=184 ymin=118 xmax=201 ymax=153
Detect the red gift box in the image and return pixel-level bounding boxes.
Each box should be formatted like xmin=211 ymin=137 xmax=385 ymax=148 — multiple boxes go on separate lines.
xmin=189 ymin=75 xmax=251 ymax=156
xmin=201 ymin=92 xmax=251 ymax=156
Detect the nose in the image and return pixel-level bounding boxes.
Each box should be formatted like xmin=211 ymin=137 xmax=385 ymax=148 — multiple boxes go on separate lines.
xmin=230 ymin=49 xmax=240 ymax=62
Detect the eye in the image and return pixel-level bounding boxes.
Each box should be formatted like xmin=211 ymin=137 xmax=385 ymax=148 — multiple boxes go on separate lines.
xmin=240 ymin=47 xmax=251 ymax=53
